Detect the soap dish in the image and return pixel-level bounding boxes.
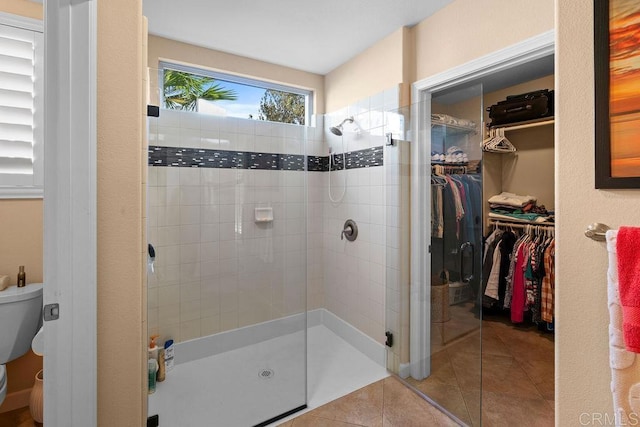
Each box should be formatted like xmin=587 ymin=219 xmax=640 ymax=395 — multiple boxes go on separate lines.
xmin=255 ymin=207 xmax=273 ymax=223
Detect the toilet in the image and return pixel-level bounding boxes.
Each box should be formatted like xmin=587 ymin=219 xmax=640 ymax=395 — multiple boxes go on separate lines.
xmin=0 ymin=283 xmax=43 ymax=406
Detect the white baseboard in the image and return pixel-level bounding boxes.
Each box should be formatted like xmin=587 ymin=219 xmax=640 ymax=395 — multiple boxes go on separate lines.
xmin=0 ymin=388 xmax=31 ymax=414
xmin=399 ymin=363 xmax=411 ymax=379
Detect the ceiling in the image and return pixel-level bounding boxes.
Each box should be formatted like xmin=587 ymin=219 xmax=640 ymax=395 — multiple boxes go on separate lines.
xmin=143 ymin=0 xmax=454 ymax=75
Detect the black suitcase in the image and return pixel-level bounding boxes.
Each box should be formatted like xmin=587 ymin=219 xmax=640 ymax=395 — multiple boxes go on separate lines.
xmin=487 ymin=89 xmax=554 ymax=127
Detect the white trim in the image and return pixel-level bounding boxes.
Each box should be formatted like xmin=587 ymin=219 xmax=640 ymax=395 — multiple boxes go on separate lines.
xmin=409 ymin=90 xmax=432 ymax=380
xmin=413 ymin=30 xmax=555 ymax=94
xmin=398 ymin=362 xmax=411 ymax=379
xmin=0 ymin=12 xmax=42 ymax=33
xmin=410 ymin=30 xmax=555 ymax=381
xmin=0 ymin=187 xmax=43 ymax=198
xmin=44 ymin=0 xmax=97 ymax=425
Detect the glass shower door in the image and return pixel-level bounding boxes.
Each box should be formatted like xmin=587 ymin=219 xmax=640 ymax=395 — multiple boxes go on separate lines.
xmin=427 ymin=84 xmax=483 ymax=425
xmin=396 ymin=85 xmax=483 ymax=426
xmin=146 ymin=74 xmax=307 ymax=426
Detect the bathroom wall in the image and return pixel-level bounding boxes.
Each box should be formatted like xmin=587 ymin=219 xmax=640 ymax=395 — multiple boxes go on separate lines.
xmin=147 ymin=35 xmax=325 ymax=115
xmin=147 ymin=109 xmax=325 ymax=344
xmin=412 ymin=0 xmax=554 ymax=81
xmin=0 ymin=0 xmax=43 ymax=413
xmin=556 ymin=1 xmax=640 ymax=423
xmin=97 ymin=0 xmax=145 ymax=423
xmin=322 ymin=86 xmax=404 ymax=346
xmin=0 ymin=0 xmax=42 ymax=20
xmin=324 ymin=27 xmax=411 ymax=113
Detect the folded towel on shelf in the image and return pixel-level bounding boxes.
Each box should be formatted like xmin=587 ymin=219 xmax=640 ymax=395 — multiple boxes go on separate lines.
xmin=431 ymin=113 xmax=477 ymax=130
xmin=488 ymin=211 xmax=550 ymax=223
xmin=617 ymin=226 xmax=640 ymax=353
xmin=488 ymin=192 xmax=536 ymax=208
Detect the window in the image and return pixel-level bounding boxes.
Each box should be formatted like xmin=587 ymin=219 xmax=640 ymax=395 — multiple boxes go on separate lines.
xmin=160 ymin=61 xmax=312 ymax=125
xmin=0 ymin=14 xmax=44 ymax=198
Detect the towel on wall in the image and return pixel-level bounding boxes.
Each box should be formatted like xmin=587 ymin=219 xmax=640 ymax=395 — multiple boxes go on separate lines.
xmin=607 ymin=230 xmax=640 ymax=426
xmin=616 ymin=227 xmax=640 ymax=353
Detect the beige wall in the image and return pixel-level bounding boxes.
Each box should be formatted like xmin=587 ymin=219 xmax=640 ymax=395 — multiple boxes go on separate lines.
xmin=97 ymin=0 xmax=145 ymax=425
xmin=148 ymin=35 xmax=325 ymax=115
xmin=556 ymin=1 xmax=640 ymax=424
xmin=0 ymin=0 xmax=43 ymax=413
xmin=325 ymin=27 xmax=408 ymax=112
xmin=0 ymin=0 xmax=41 ymax=20
xmin=413 ymin=0 xmax=554 ymax=82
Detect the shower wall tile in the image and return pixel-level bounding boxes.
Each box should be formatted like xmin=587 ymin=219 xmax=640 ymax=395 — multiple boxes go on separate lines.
xmin=148 ymin=113 xmax=316 ymax=345
xmin=322 ymin=86 xmax=405 ymax=346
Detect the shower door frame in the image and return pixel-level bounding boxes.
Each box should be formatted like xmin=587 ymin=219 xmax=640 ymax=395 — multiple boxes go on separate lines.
xmin=409 ymin=30 xmax=555 ymax=380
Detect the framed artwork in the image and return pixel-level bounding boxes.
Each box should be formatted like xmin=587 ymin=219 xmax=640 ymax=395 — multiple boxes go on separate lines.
xmin=595 ymin=0 xmax=640 ymax=188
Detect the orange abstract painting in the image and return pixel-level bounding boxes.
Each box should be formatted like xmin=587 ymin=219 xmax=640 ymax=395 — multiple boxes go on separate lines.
xmin=609 ymin=0 xmax=640 ymax=177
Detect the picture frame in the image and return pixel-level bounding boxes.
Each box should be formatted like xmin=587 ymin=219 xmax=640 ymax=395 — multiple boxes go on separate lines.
xmin=594 ymin=0 xmax=640 ymax=188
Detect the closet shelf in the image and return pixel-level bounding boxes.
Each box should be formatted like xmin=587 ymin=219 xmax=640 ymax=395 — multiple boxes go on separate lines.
xmin=431 ymin=121 xmax=478 ymax=136
xmin=488 ymin=218 xmax=555 ymax=229
xmin=488 ymin=117 xmax=554 ymax=132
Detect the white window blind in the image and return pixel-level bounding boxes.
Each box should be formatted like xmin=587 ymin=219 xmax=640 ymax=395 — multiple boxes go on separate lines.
xmin=0 ymin=20 xmax=43 ymax=197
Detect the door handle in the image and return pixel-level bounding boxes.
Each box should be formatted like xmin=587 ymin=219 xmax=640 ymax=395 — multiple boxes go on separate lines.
xmin=459 ymin=242 xmax=475 ymax=283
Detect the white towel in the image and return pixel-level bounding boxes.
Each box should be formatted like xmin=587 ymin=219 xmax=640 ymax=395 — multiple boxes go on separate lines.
xmin=606 ymin=230 xmax=640 ymax=426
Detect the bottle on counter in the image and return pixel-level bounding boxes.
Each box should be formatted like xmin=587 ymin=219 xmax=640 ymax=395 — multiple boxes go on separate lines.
xmin=17 ymin=266 xmax=26 ymax=288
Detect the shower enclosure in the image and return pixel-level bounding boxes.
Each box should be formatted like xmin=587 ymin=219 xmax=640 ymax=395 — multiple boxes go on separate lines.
xmin=145 ymin=73 xmax=309 ymax=426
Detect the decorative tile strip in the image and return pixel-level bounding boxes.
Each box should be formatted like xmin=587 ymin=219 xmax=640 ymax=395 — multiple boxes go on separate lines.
xmin=148 ymin=146 xmax=383 ymax=171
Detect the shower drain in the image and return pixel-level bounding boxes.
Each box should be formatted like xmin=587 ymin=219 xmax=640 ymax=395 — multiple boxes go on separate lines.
xmin=258 ymin=369 xmax=275 ymax=379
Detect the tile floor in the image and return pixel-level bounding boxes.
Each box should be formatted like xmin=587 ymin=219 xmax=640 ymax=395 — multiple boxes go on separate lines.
xmin=0 ymin=313 xmax=554 ymax=427
xmin=277 ymin=376 xmax=459 ymax=427
xmin=283 ymin=311 xmax=554 ymax=427
xmin=0 ymin=406 xmax=40 ymax=427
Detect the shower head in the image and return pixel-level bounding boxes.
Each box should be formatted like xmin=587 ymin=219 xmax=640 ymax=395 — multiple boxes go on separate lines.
xmin=330 ymin=116 xmax=354 ymax=136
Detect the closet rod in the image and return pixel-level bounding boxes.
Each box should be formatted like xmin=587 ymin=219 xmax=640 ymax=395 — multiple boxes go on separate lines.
xmin=489 ymin=220 xmax=555 ymax=230
xmin=491 ymin=119 xmax=554 ymax=132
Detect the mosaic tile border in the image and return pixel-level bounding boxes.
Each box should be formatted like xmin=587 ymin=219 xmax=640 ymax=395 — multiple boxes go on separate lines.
xmin=148 ymin=146 xmax=383 ymax=171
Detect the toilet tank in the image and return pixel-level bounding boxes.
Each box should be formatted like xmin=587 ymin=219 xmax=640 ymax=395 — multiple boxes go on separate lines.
xmin=0 ymin=283 xmax=43 ymax=364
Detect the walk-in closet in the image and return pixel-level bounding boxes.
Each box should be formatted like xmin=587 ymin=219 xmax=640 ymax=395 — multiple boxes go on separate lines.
xmin=400 ymin=42 xmax=556 ymax=426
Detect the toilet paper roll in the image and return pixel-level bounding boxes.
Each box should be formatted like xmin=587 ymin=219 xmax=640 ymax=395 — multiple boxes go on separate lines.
xmin=0 ymin=275 xmax=9 ymax=291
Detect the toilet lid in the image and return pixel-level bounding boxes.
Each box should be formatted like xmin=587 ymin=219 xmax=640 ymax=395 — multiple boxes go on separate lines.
xmin=0 ymin=365 xmax=5 ymax=389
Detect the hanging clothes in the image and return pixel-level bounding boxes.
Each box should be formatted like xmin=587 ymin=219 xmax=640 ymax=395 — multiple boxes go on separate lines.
xmin=482 ymin=223 xmax=555 ymax=326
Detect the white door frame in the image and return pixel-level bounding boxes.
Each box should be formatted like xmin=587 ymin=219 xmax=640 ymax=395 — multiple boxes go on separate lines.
xmin=409 ymin=30 xmax=555 ymax=380
xmin=44 ymin=0 xmax=97 ymax=425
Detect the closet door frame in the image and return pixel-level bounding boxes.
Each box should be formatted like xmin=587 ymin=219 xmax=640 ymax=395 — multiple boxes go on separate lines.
xmin=409 ymin=30 xmax=555 ymax=380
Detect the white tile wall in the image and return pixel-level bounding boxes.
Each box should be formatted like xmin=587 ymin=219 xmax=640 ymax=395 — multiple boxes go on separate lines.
xmin=322 ymin=86 xmax=406 ymax=348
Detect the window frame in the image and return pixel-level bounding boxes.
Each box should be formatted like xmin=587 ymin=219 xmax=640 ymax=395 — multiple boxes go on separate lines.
xmin=0 ymin=12 xmax=44 ymax=199
xmin=159 ymin=61 xmax=313 ymax=126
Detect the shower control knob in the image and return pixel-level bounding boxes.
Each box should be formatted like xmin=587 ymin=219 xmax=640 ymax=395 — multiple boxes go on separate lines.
xmin=341 ymin=219 xmax=358 ymax=242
